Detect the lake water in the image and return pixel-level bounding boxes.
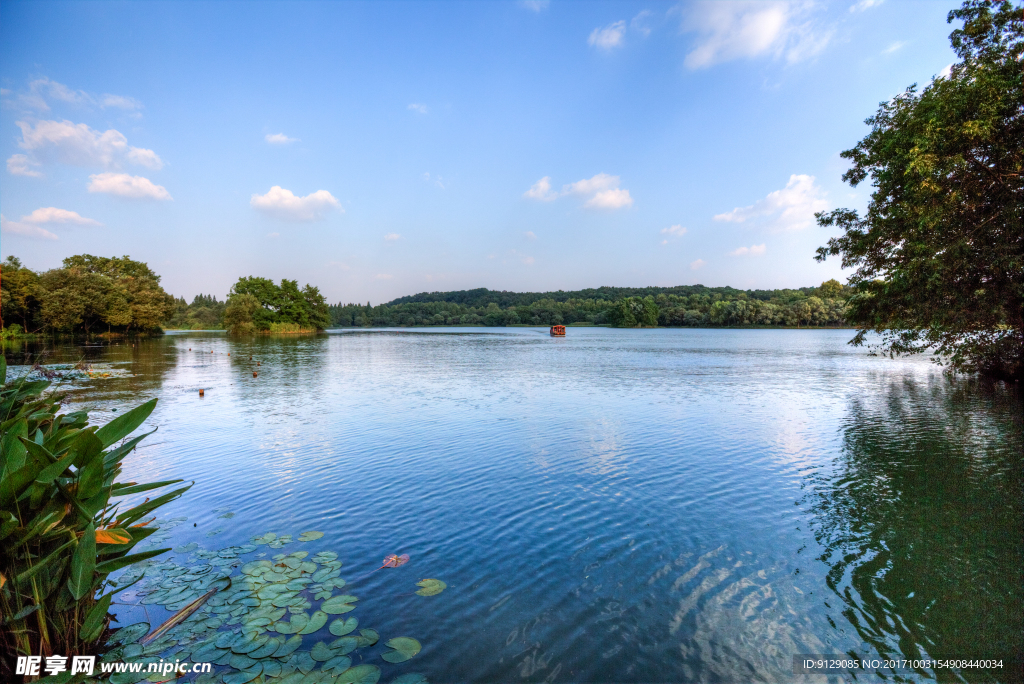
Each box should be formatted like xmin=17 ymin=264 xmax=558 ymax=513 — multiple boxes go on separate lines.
xmin=6 ymin=328 xmax=1022 ymax=683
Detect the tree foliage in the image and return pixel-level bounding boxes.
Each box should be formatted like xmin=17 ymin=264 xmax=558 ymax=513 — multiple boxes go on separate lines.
xmin=1 ymin=255 xmax=174 ymax=335
xmin=225 ymin=277 xmax=330 ymax=334
xmin=608 ymin=297 xmax=660 ymax=328
xmin=815 ymin=0 xmax=1023 ymax=380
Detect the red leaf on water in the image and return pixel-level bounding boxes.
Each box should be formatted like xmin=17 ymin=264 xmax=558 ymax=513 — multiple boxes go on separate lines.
xmin=380 ymin=553 xmax=410 ymax=569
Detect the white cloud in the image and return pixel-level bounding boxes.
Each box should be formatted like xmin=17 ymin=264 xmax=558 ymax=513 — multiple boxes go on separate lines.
xmin=681 ymin=1 xmax=832 ymax=69
xmin=88 ymin=173 xmax=172 ymax=200
xmin=14 ymin=119 xmax=163 ymax=170
xmin=937 ymin=63 xmax=954 ymax=79
xmin=632 ymin=10 xmax=654 ymax=37
xmin=729 ymin=243 xmax=767 ymax=256
xmin=384 ymin=233 xmax=401 ymax=241
xmin=8 ymin=78 xmax=142 ymax=113
xmin=407 ymin=103 xmax=429 ymax=114
xmin=690 ymin=259 xmax=706 ymax=270
xmin=7 ymin=154 xmax=42 ymax=177
xmin=250 ymin=186 xmax=341 ymax=221
xmin=1 ymin=214 xmax=58 ymax=240
xmin=524 ymin=176 xmax=558 ymax=201
xmin=268 ymin=232 xmax=280 ymax=238
xmin=525 ymin=231 xmax=537 ymax=240
xmin=589 ymin=20 xmax=626 ymax=49
xmin=265 ymin=133 xmax=299 ymax=145
xmin=661 ymin=224 xmax=688 ymax=236
xmin=22 ymin=207 xmax=101 ymax=226
xmin=849 ymin=0 xmax=882 ymax=12
xmin=882 ymin=40 xmax=905 ymax=54
xmin=524 ymin=173 xmax=633 ymax=209
xmin=713 ymin=174 xmax=827 ymax=230
xmin=519 ymin=0 xmax=549 ymax=11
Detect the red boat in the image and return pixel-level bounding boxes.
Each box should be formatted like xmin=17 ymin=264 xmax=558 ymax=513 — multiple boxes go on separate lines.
xmin=550 ymin=325 xmax=565 ymax=336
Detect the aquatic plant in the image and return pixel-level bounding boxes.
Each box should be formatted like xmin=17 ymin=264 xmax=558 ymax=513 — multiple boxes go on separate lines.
xmin=104 ymin=529 xmax=433 ymax=684
xmin=0 ymin=355 xmax=190 ymax=672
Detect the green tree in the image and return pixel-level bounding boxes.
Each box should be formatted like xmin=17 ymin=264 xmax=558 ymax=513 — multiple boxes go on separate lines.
xmin=815 ymin=0 xmax=1022 ymax=380
xmin=609 ymin=296 xmax=659 ymax=327
xmin=224 ymin=293 xmax=261 ymax=335
xmin=1 ymin=256 xmax=41 ymax=331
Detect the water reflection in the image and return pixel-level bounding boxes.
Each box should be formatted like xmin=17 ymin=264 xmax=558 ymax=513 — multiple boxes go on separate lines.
xmin=809 ymin=376 xmax=1023 ymax=682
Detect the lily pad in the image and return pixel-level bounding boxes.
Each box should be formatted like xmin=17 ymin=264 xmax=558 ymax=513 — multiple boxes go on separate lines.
xmin=298 ymin=531 xmax=324 ymax=542
xmin=381 ymin=637 xmax=421 ymax=663
xmin=329 ymin=617 xmax=358 ymax=637
xmin=337 ymin=664 xmax=382 ymax=684
xmin=248 ymin=636 xmax=282 ymax=658
xmin=174 ymin=542 xmax=199 ymax=554
xmin=109 ymin=622 xmax=150 ymax=645
xmin=391 ymin=676 xmax=428 ymax=684
xmin=415 ymin=579 xmax=446 ymax=597
xmin=298 ymin=610 xmax=328 ymax=635
xmin=222 ymin=665 xmax=261 ymax=684
xmin=321 ymin=595 xmax=358 ymax=614
xmin=324 ymin=656 xmax=353 ymax=674
xmin=273 ymin=635 xmax=303 ymax=658
xmin=355 ymin=629 xmax=379 ymax=648
xmin=310 ymin=641 xmax=334 ymax=662
xmin=329 ymin=636 xmax=359 ymax=656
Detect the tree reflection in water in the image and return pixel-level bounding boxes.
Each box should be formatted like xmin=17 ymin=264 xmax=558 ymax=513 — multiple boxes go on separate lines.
xmin=808 ymin=376 xmax=1022 ymax=682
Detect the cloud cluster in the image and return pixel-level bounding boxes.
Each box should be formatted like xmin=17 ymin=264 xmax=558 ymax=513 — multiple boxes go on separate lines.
xmin=407 ymin=103 xmax=429 ymax=114
xmin=9 ymin=119 xmax=164 ymax=178
xmin=729 ymin=243 xmax=767 ymax=256
xmin=849 ymin=0 xmax=883 ymax=12
xmin=250 ymin=186 xmax=341 ymax=222
xmin=690 ymin=259 xmax=706 ymax=270
xmin=525 ymin=173 xmax=633 ymax=210
xmin=713 ymin=174 xmax=827 ymax=231
xmin=265 ymin=133 xmax=298 ymax=145
xmin=589 ymin=21 xmax=627 ymax=49
xmin=384 ymin=233 xmax=401 ymax=241
xmin=88 ymin=173 xmax=172 ymax=200
xmin=660 ymin=224 xmax=688 ymax=244
xmin=681 ymin=1 xmax=832 ymax=69
xmin=519 ymin=0 xmax=549 ymax=11
xmin=0 ymin=206 xmax=102 ymax=241
xmin=4 ymin=77 xmax=143 ymax=113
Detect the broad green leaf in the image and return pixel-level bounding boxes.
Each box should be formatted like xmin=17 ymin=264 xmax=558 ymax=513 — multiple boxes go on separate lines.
xmin=391 ymin=675 xmax=428 ymax=684
xmin=112 ymin=478 xmax=184 ymax=498
xmin=95 ymin=398 xmax=157 ymax=449
xmin=95 ymin=548 xmax=171 ymax=575
xmin=355 ymin=629 xmax=379 ymax=648
xmin=222 ymin=664 xmax=262 ymax=684
xmin=298 ymin=609 xmax=327 ymax=635
xmin=298 ymin=531 xmax=323 ymax=542
xmin=414 ymin=579 xmax=446 ymax=597
xmin=329 ymin=636 xmax=358 ymax=656
xmin=323 ymin=656 xmax=353 ymax=674
xmin=109 ymin=622 xmax=151 ymax=645
xmin=248 ymin=636 xmax=282 ymax=658
xmin=273 ymin=634 xmax=302 ymax=658
xmin=321 ymin=594 xmax=358 ymax=614
xmin=380 ymin=637 xmax=421 ymax=663
xmin=81 ymin=591 xmax=113 ymax=642
xmin=336 ymin=664 xmax=381 ymax=684
xmin=310 ymin=641 xmax=334 ymax=662
xmin=329 ymin=617 xmax=358 ymax=636
xmin=69 ymin=523 xmax=97 ymax=600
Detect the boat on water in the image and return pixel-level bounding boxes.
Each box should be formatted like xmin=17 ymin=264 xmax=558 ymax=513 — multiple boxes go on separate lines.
xmin=550 ymin=325 xmax=566 ymax=336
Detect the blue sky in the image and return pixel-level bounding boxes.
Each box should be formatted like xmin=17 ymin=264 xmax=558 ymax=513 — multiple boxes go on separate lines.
xmin=1 ymin=0 xmax=958 ymax=304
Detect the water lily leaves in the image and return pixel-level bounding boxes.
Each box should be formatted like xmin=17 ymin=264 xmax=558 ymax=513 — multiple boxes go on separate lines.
xmin=109 ymin=622 xmax=150 ymax=645
xmin=298 ymin=610 xmax=327 ymax=635
xmin=310 ymin=641 xmax=334 ymax=662
xmin=313 ymin=551 xmax=338 ymax=562
xmin=252 ymin=532 xmax=277 ymax=545
xmin=329 ymin=636 xmax=358 ymax=656
xmin=274 ymin=612 xmax=309 ymax=634
xmin=380 ymin=554 xmax=410 ymax=569
xmin=291 ymin=651 xmax=316 ymax=674
xmin=355 ymin=629 xmax=379 ymax=648
xmin=230 ymin=631 xmax=266 ymax=654
xmin=273 ymin=635 xmax=303 ymax=658
xmin=415 ymin=579 xmax=446 ymax=597
xmin=257 ymin=584 xmax=289 ymax=600
xmin=324 ymin=656 xmax=353 ymax=675
xmin=222 ymin=664 xmax=261 ymax=684
xmin=337 ymin=664 xmax=381 ymax=684
xmin=329 ymin=617 xmax=358 ymax=637
xmin=175 ymin=542 xmax=199 ymax=554
xmin=391 ymin=675 xmax=428 ymax=684
xmin=246 ymin=635 xmax=282 ymax=659
xmin=321 ymin=594 xmax=358 ymax=614
xmin=380 ymin=637 xmax=421 ymax=663
xmin=298 ymin=531 xmax=323 ymax=542
xmin=241 ymin=561 xmax=272 ymax=576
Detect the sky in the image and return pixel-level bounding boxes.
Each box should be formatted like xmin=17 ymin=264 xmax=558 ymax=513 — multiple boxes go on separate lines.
xmin=1 ymin=0 xmax=959 ymax=304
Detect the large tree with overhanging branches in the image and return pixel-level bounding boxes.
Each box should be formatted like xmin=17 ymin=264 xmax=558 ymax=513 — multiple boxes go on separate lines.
xmin=816 ymin=0 xmax=1022 ymax=380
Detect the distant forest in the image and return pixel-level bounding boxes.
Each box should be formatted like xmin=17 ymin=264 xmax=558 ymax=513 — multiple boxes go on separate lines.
xmin=327 ymin=281 xmax=850 ymax=328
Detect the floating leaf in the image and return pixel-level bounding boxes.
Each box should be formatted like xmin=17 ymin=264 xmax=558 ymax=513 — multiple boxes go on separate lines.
xmin=298 ymin=610 xmax=328 ymax=635
xmin=228 ymin=653 xmax=258 ymax=670
xmin=273 ymin=634 xmax=302 ymax=658
xmin=379 ymin=554 xmax=410 ymax=570
xmin=109 ymin=622 xmax=150 ymax=645
xmin=329 ymin=617 xmax=358 ymax=637
xmin=321 ymin=594 xmax=358 ymax=614
xmin=329 ymin=636 xmax=359 ymax=656
xmin=355 ymin=629 xmax=379 ymax=648
xmin=222 ymin=664 xmax=262 ymax=684
xmin=381 ymin=637 xmax=421 ymax=663
xmin=391 ymin=675 xmax=428 ymax=684
xmin=337 ymin=664 xmax=382 ymax=684
xmin=311 ymin=641 xmax=334 ymax=662
xmin=324 ymin=656 xmax=353 ymax=674
xmin=415 ymin=579 xmax=446 ymax=597
xmin=298 ymin=531 xmax=324 ymax=542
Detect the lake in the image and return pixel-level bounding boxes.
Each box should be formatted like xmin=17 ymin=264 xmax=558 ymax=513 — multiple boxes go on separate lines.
xmin=5 ymin=328 xmax=1021 ymax=683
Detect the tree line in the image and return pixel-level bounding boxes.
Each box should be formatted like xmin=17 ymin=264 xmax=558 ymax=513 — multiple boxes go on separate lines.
xmin=326 ymin=280 xmax=850 ymax=328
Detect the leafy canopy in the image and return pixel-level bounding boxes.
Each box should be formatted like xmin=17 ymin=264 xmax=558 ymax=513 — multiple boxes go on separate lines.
xmin=815 ymin=0 xmax=1023 ymax=379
